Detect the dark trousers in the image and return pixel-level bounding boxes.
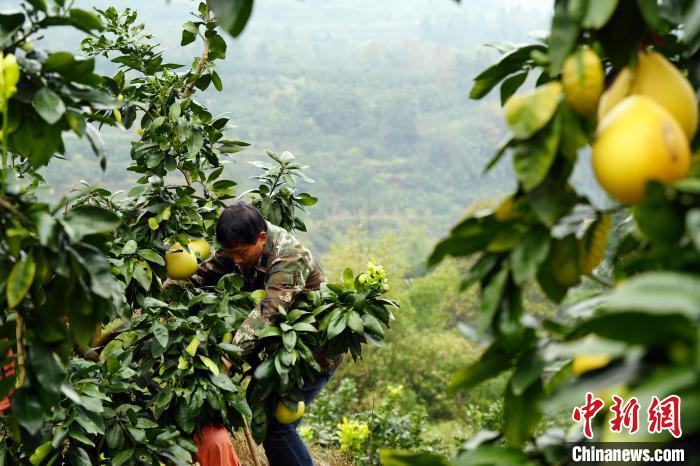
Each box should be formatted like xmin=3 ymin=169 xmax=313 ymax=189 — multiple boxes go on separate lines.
xmin=263 ymin=371 xmax=335 ymax=466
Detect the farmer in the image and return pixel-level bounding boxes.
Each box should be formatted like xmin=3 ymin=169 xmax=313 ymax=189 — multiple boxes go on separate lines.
xmin=190 ymin=201 xmax=341 ymax=466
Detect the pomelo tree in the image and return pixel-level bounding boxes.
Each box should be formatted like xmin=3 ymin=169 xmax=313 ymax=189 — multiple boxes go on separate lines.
xmin=1 ymin=2 xmax=397 ymax=464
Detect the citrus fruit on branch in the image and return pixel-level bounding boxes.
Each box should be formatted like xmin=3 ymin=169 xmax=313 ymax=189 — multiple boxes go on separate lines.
xmin=592 ymin=96 xmax=690 ymax=204
xmin=274 ymin=401 xmax=305 ymax=424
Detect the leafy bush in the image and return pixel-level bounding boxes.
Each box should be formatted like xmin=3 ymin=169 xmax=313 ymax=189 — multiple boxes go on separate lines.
xmin=301 ymin=380 xmax=438 ymax=465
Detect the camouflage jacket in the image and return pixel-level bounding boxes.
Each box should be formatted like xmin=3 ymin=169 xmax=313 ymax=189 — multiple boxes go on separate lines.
xmin=189 ymin=222 xmax=341 ymax=373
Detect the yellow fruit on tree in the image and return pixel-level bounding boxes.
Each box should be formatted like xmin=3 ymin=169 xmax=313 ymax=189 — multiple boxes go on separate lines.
xmin=188 ymin=238 xmax=211 ymax=261
xmin=165 ymin=242 xmax=198 ymax=280
xmin=631 ymin=51 xmax=698 ymax=139
xmin=593 ymin=96 xmax=690 ymax=204
xmin=494 ymin=195 xmax=514 ymax=221
xmin=274 ymin=401 xmax=305 ymax=424
xmin=598 ymin=68 xmax=634 ymax=121
xmin=597 ymin=52 xmax=698 ymax=139
xmin=579 ymin=214 xmax=611 ymax=275
xmin=572 ymin=353 xmax=612 ymax=375
xmin=562 ymin=47 xmax=604 ymax=117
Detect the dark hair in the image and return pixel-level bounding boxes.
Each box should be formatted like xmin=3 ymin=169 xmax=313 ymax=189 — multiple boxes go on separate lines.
xmin=216 ymin=202 xmax=267 ymax=247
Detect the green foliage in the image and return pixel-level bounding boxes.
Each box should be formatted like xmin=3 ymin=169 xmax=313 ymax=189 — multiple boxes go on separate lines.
xmin=247 ymin=262 xmax=398 ymax=443
xmin=2 ymin=2 xmax=402 ymax=463
xmin=301 ymin=380 xmax=439 ymax=466
xmin=243 ymin=150 xmax=318 ymax=232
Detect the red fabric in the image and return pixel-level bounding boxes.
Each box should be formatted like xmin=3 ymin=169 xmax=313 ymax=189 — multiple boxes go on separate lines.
xmin=193 ymin=423 xmax=241 ymax=466
xmin=0 ymin=345 xmax=15 ymax=416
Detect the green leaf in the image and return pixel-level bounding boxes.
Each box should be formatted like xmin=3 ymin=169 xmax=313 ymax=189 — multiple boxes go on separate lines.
xmin=510 ymin=350 xmax=545 ymax=396
xmin=152 ymin=321 xmax=169 ymax=348
xmin=380 ymin=450 xmax=452 ymax=466
xmin=208 ymin=0 xmax=253 ymax=38
xmin=257 ymin=326 xmax=282 ymax=338
xmin=0 ymin=12 xmax=25 ymax=47
xmin=121 ymin=240 xmax=137 ymax=255
xmin=449 ymin=346 xmax=511 ymax=394
xmin=187 ymin=131 xmax=204 ymax=157
xmin=548 ymin=1 xmax=580 ymax=75
xmin=211 ymin=71 xmax=223 ymax=91
xmin=62 ymin=206 xmax=121 ymax=241
xmin=347 ymin=311 xmax=364 ymax=334
xmin=504 ymin=81 xmax=562 ymax=139
xmin=686 ymin=0 xmax=700 ymax=54
xmin=513 ymin=113 xmax=561 ymax=192
xmin=483 ymin=136 xmax=514 ymax=173
xmin=112 ymin=449 xmax=134 ymax=466
xmin=343 ymin=267 xmax=354 ymax=289
xmin=528 ymin=179 xmax=577 ymax=228
xmin=69 ymin=431 xmax=95 ymax=447
xmin=33 ymin=88 xmax=66 ymax=125
xmin=470 ymin=44 xmax=546 ymax=100
xmin=106 ymin=424 xmax=124 ymax=449
xmin=292 ymin=322 xmax=317 ymax=333
xmin=499 ymin=70 xmax=528 ymax=105
xmin=504 ymin=379 xmax=543 ymax=446
xmin=7 ymin=255 xmax=36 ymax=309
xmin=211 ymin=374 xmax=237 ymax=392
xmin=199 ymin=355 xmax=220 ymax=375
xmin=687 ymin=209 xmax=700 ymax=251
xmin=68 ymin=447 xmax=91 ymax=466
xmin=582 ymin=0 xmax=620 ymax=28
xmin=253 ymin=359 xmax=275 ymax=379
xmin=510 ymin=227 xmax=550 ymax=286
xmin=68 ymin=8 xmax=104 ymax=31
xmin=327 ymin=311 xmax=347 ymax=339
xmin=282 ymin=331 xmax=297 ymax=351
xmin=127 ymin=426 xmax=146 ymax=443
xmin=137 ymin=249 xmax=165 ymax=265
xmin=455 ymin=445 xmax=538 ymax=466
xmin=602 ymin=272 xmax=700 ymax=319
xmin=132 ymin=260 xmax=152 ymax=290
xmin=29 ymin=441 xmax=53 ymax=466
xmin=479 ymin=267 xmax=509 ymax=325
xmin=181 ymin=28 xmax=196 ymax=46
xmin=12 ymin=388 xmax=45 ymax=434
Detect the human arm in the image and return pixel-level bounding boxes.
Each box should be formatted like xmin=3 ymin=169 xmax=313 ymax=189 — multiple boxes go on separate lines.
xmin=235 ymin=254 xmax=312 ymax=359
xmin=188 ymin=248 xmax=237 ymax=288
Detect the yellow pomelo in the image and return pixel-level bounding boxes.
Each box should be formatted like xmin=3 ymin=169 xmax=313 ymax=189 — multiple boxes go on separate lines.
xmin=579 ymin=214 xmax=611 ymax=275
xmin=562 ymin=47 xmax=604 ymax=117
xmin=592 ymin=96 xmax=690 ymax=204
xmin=631 ymin=51 xmax=698 ymax=139
xmin=572 ymin=353 xmax=612 ymax=375
xmin=494 ymin=195 xmax=514 ymax=221
xmin=188 ymin=238 xmax=211 ymax=261
xmin=274 ymin=401 xmax=305 ymax=424
xmin=598 ymin=68 xmax=634 ymax=121
xmin=165 ymin=242 xmax=198 ymax=280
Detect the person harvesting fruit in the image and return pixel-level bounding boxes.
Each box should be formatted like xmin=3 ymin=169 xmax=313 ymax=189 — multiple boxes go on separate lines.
xmin=189 ymin=201 xmax=338 ymax=466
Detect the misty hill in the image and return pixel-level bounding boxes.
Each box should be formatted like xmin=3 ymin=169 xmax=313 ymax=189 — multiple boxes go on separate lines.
xmin=24 ymin=0 xmax=601 ymax=250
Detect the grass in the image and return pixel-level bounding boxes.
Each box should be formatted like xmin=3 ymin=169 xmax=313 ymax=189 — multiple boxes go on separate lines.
xmin=230 ymin=431 xmax=354 ymax=466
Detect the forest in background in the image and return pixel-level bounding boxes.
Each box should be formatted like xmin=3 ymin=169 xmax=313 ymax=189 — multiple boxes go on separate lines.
xmin=32 ymin=0 xmax=607 ymax=254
